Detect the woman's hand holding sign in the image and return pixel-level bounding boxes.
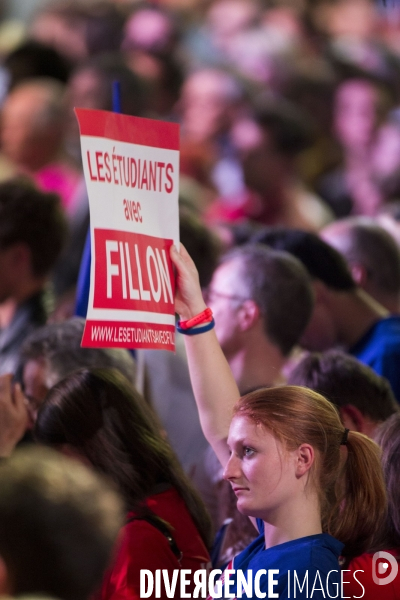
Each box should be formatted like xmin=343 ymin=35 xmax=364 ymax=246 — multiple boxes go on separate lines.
xmin=170 ymin=243 xmax=239 ymax=466
xmin=170 ymin=243 xmax=207 ymax=321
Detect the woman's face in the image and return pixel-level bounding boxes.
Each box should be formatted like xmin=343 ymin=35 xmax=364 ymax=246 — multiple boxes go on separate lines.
xmin=224 ymin=415 xmax=301 ymax=521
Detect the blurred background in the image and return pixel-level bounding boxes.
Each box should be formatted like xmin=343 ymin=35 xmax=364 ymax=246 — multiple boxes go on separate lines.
xmin=0 ymin=0 xmax=400 ymax=310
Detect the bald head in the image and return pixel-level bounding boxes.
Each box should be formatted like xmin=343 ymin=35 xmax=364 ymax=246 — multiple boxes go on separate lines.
xmin=322 ymin=217 xmax=400 ymax=313
xmin=1 ymin=78 xmax=66 ymax=170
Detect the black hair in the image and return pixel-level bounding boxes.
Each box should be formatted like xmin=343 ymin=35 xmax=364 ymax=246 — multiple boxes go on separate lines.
xmin=4 ymin=40 xmax=72 ymax=88
xmin=252 ymin=227 xmax=356 ymax=291
xmin=72 ymin=53 xmax=146 ymax=117
xmin=0 ymin=178 xmax=67 ymax=277
xmin=34 ymin=368 xmax=212 ymax=548
xmin=254 ymin=100 xmax=315 ymax=157
xmin=288 ymin=350 xmax=399 ymax=422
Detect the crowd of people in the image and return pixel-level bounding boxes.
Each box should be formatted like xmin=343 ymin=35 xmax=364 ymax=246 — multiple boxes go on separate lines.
xmin=0 ymin=0 xmax=399 ymax=599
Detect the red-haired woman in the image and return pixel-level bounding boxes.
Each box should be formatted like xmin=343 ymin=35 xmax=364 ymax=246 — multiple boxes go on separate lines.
xmin=171 ymin=243 xmax=387 ymax=599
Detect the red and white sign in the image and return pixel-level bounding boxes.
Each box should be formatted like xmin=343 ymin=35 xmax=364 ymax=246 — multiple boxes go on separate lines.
xmin=76 ymin=109 xmax=179 ymax=350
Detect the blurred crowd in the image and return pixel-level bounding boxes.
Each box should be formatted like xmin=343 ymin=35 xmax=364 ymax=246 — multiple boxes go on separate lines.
xmin=0 ymin=0 xmax=399 ymax=305
xmin=0 ymin=0 xmax=399 ymax=599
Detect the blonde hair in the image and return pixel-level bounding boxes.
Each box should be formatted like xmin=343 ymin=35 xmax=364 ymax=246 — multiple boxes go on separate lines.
xmin=234 ymin=385 xmax=386 ymax=559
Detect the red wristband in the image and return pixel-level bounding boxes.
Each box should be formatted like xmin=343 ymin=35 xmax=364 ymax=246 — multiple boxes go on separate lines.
xmin=178 ymin=308 xmax=213 ymax=330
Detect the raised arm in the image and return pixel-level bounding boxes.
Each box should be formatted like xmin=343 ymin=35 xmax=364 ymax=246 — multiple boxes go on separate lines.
xmin=170 ymin=244 xmax=240 ymax=467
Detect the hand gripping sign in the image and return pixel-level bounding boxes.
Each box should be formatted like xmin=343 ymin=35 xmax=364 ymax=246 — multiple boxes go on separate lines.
xmin=76 ymin=108 xmax=179 ymax=351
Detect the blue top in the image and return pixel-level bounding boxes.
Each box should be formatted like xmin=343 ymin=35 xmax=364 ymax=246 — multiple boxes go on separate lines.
xmin=220 ymin=521 xmax=343 ymax=600
xmin=350 ymin=316 xmax=400 ymax=403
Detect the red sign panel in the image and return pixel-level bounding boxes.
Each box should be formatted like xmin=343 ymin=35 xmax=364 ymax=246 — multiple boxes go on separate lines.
xmin=93 ymin=229 xmax=174 ymax=313
xmin=77 ymin=109 xmax=179 ymax=350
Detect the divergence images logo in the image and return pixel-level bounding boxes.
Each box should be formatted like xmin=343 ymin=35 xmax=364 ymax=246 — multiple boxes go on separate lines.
xmin=372 ymin=551 xmax=399 ymax=586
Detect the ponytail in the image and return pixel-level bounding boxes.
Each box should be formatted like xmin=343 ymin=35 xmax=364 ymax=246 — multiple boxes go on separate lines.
xmin=235 ymin=386 xmax=387 ymax=560
xmin=327 ymin=431 xmax=387 ymax=560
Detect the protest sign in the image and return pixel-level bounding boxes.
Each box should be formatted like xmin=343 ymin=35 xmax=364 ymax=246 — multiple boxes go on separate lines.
xmin=76 ymin=108 xmax=179 ymax=351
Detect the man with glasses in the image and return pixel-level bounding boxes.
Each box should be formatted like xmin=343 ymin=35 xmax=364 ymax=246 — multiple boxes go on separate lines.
xmin=196 ymin=243 xmax=314 ymax=562
xmin=205 ymin=244 xmax=314 ymax=393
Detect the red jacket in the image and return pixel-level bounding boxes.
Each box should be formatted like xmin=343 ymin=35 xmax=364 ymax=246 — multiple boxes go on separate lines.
xmin=96 ymin=487 xmax=210 ymax=600
xmin=346 ymin=549 xmax=400 ymax=600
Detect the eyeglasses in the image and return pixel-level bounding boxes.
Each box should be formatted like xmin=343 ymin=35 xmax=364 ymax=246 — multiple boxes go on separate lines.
xmin=203 ymin=288 xmax=249 ymax=304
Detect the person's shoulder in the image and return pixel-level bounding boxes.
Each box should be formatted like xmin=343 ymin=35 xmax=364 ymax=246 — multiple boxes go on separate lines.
xmin=272 ymin=534 xmax=342 ymax=571
xmin=238 ymin=535 xmax=342 ymax=600
xmin=119 ymin=512 xmax=180 ymax=569
xmin=233 ymin=532 xmax=265 ymax=570
xmin=309 ymin=534 xmax=343 ymax=571
xmin=372 ymin=316 xmax=400 ymax=343
xmin=123 ymin=513 xmax=168 ymax=542
xmin=347 ymin=549 xmax=400 ymax=600
xmin=145 ymin=486 xmax=190 ymax=516
xmin=348 ymin=551 xmax=374 ymax=570
xmin=144 ymin=487 xmax=211 ymax=566
xmin=245 ymin=534 xmax=342 ymax=573
xmin=290 ymin=535 xmax=342 ymax=599
xmin=355 ymin=316 xmax=400 ymax=358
